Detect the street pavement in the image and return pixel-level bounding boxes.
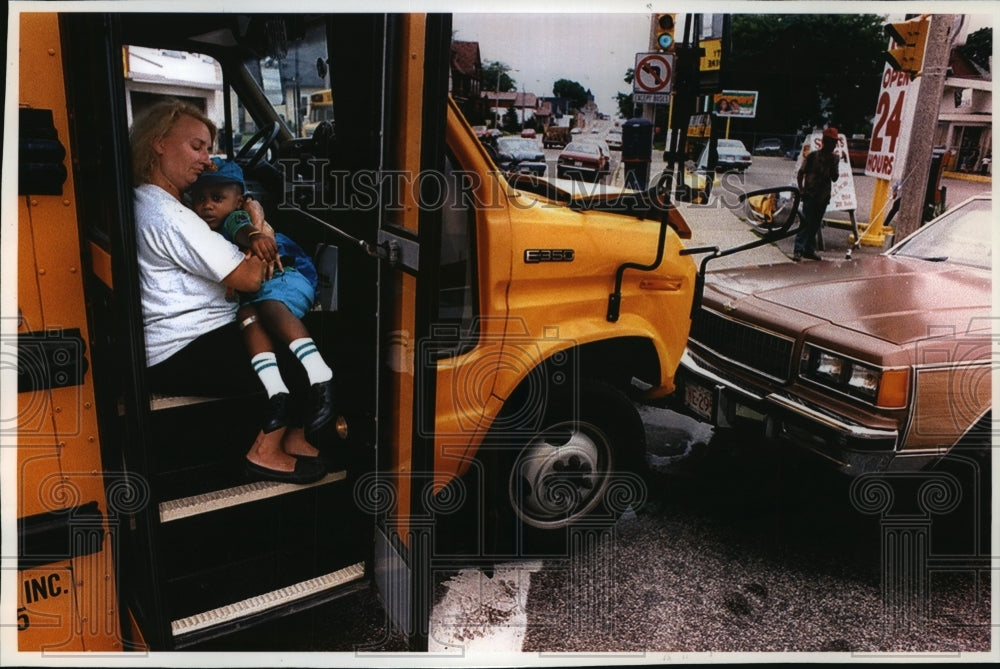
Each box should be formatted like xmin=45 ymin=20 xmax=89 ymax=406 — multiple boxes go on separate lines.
xmin=607 ymin=148 xmax=992 ymax=269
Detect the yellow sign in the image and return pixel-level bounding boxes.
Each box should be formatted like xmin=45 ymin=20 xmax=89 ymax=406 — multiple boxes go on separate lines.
xmin=700 ymin=38 xmax=722 ymax=71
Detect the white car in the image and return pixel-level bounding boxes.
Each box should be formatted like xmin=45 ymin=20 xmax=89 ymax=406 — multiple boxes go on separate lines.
xmin=606 ymin=128 xmax=623 ymax=151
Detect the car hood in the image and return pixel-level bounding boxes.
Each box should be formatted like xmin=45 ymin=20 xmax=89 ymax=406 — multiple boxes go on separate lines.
xmin=704 ymin=255 xmax=992 ymax=346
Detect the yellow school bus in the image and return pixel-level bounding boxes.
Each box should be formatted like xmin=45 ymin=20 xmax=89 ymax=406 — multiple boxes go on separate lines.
xmin=9 ymin=9 xmax=697 ymax=654
xmin=302 ymin=89 xmax=334 ymax=137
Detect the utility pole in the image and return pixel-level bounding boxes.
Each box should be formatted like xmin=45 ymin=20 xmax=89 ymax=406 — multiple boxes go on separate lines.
xmin=891 ymin=14 xmax=954 ymax=240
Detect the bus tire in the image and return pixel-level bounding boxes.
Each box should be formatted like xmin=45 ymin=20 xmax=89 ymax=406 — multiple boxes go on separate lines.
xmin=488 ymin=379 xmax=646 ymax=555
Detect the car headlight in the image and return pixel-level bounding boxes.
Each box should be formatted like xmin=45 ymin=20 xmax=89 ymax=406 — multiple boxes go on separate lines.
xmin=799 ymin=345 xmax=908 ymax=407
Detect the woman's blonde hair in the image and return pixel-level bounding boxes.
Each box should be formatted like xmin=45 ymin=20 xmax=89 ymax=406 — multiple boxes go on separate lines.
xmin=129 ymin=99 xmax=217 ymax=186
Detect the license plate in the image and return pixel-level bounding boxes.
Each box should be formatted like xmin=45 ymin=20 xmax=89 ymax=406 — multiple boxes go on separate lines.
xmin=684 ymin=382 xmax=714 ymax=421
xmin=573 ymin=160 xmax=583 ymax=167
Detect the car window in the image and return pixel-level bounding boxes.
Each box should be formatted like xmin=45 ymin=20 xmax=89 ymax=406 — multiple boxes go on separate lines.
xmin=889 ymin=199 xmax=992 ymax=269
xmin=565 ymin=142 xmax=599 ymax=155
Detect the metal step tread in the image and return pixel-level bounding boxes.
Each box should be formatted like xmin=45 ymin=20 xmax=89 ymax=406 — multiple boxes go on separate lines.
xmin=171 ymin=561 xmax=365 ymax=637
xmin=159 ymin=471 xmax=346 ymax=523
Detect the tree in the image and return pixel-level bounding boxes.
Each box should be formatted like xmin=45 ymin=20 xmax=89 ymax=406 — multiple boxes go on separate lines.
xmin=502 ymin=106 xmax=521 ymax=133
xmin=727 ymin=14 xmax=886 ymax=136
xmin=483 ymin=60 xmax=516 ymax=93
xmin=552 ymin=78 xmax=589 ymax=110
xmin=959 ymin=26 xmax=992 ymax=72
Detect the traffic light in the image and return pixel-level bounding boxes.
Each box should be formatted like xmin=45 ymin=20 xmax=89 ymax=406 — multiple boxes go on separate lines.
xmin=655 ymin=13 xmax=677 ymax=52
xmin=884 ymin=16 xmax=930 ymax=78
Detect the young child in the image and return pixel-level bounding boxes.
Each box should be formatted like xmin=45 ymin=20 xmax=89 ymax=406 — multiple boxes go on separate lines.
xmin=190 ymin=158 xmax=335 ymax=444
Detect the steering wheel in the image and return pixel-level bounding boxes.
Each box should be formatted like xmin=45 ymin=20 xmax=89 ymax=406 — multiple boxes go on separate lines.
xmin=234 ymin=121 xmax=281 ymax=171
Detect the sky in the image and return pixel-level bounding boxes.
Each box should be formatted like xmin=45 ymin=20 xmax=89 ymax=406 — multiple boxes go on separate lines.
xmin=451 ymin=3 xmax=996 ymax=118
xmin=452 ymin=12 xmax=653 ymax=116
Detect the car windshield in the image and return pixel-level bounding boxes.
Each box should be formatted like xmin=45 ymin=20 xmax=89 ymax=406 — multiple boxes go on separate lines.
xmin=719 ymin=140 xmax=745 ymax=150
xmin=889 ymin=198 xmax=992 ymax=270
xmin=564 ymin=142 xmax=600 ymax=155
xmin=498 ymin=138 xmax=539 ymax=153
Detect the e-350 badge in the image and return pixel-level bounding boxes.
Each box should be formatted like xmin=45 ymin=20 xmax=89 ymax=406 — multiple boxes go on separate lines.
xmin=524 ymin=249 xmax=575 ymax=263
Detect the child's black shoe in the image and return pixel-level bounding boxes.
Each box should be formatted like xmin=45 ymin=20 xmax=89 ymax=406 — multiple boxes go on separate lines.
xmin=304 ymin=381 xmax=335 ymax=444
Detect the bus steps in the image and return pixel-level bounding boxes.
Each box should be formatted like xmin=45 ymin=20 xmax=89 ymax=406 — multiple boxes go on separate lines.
xmin=159 ymin=471 xmax=347 ymax=523
xmin=170 ymin=562 xmax=367 ymax=647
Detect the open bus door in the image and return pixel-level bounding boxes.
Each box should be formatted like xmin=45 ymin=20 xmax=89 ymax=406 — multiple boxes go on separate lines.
xmin=13 ymin=10 xmax=453 ymax=652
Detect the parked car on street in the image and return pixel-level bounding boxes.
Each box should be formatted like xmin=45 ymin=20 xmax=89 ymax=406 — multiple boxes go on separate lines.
xmin=754 ymin=138 xmax=783 ymax=156
xmin=606 ymin=127 xmax=623 ymax=151
xmin=671 ymin=195 xmax=993 ymax=478
xmin=494 ymin=136 xmax=547 ymax=176
xmin=786 ymin=134 xmax=807 ymax=160
xmin=520 ymin=128 xmax=537 ymax=139
xmin=847 ymin=137 xmax=869 ymax=170
xmin=556 ymin=140 xmax=611 ymax=182
xmin=697 ymin=138 xmax=752 ymax=172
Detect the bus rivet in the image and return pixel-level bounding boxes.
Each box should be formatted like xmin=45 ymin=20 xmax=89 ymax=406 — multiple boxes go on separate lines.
xmin=47 ymin=48 xmax=56 ymax=56
xmin=63 ymin=199 xmax=71 ymax=207
xmin=30 ymin=199 xmax=38 ymax=206
xmin=69 ymin=267 xmax=78 ymax=273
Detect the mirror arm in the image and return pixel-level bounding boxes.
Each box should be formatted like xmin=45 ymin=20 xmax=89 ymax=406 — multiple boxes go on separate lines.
xmin=681 ymin=186 xmax=802 ymax=317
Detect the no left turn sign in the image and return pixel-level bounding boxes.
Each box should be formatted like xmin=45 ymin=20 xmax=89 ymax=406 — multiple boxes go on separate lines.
xmin=634 ymin=52 xmax=673 ymax=95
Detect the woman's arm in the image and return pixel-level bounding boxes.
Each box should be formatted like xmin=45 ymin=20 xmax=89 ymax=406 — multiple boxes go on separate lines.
xmin=221 ymin=251 xmax=267 ymax=293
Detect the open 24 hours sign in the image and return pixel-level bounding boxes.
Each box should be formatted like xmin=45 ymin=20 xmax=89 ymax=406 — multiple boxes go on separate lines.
xmin=865 ymin=63 xmax=920 ymax=180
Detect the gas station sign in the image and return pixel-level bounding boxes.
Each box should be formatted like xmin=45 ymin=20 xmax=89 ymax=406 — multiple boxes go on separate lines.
xmin=865 ymin=62 xmax=919 ymax=180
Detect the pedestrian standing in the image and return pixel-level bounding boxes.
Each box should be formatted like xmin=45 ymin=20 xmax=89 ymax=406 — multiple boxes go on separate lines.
xmin=794 ymin=127 xmax=840 ymax=261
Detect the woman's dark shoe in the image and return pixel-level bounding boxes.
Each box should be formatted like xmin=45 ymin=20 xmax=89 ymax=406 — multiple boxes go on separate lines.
xmin=245 ymin=455 xmax=325 ymax=484
xmin=304 ymin=380 xmax=335 ymax=443
xmin=263 ymin=392 xmax=290 ymax=433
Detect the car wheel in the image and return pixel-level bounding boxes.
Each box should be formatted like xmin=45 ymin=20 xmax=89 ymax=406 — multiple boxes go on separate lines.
xmin=485 ymin=379 xmax=646 ymax=555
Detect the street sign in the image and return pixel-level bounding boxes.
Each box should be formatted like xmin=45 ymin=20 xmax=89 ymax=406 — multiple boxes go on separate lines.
xmin=634 ymin=52 xmax=673 ymax=98
xmin=699 ymin=38 xmax=722 ymax=71
xmin=865 ymin=61 xmax=919 ymax=181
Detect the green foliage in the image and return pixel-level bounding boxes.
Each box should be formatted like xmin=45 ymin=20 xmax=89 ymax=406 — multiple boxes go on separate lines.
xmin=483 ymin=60 xmax=516 ymax=92
xmin=728 ymin=14 xmax=887 ymax=135
xmin=552 ymin=78 xmax=589 ymax=109
xmin=615 ymin=91 xmax=635 ymax=119
xmin=502 ymin=106 xmax=521 ymax=132
xmin=959 ymin=27 xmax=992 ymax=72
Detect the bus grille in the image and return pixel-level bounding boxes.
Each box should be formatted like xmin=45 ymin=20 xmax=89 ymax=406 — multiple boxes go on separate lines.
xmin=690 ymin=308 xmax=794 ymax=381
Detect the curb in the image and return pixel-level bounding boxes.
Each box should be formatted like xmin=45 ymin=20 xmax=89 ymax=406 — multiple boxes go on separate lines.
xmin=942 ymin=170 xmax=992 ymax=183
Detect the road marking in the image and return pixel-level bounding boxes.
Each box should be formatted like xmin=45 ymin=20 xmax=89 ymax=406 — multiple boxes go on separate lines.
xmin=429 ymin=561 xmax=543 ymax=655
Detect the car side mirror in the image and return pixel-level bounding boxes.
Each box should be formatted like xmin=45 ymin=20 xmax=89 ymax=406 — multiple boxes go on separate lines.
xmin=682 ymin=186 xmax=801 ymax=317
xmin=742 ymin=187 xmax=798 ymax=235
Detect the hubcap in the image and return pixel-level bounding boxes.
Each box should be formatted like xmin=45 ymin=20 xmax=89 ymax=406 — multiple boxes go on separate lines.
xmin=509 ymin=420 xmax=611 ymax=529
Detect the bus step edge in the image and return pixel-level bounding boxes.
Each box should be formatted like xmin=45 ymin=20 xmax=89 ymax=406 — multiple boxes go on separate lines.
xmin=170 ymin=561 xmax=366 ymax=637
xmin=159 ymin=471 xmax=346 ymax=523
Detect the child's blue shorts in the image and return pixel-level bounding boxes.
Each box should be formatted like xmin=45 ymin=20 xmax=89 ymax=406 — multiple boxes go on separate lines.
xmin=242 ymin=267 xmax=315 ymax=319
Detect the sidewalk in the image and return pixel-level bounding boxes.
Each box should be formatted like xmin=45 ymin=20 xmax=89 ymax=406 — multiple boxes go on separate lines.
xmin=609 ymin=154 xmax=879 ymax=270
xmin=609 ymin=152 xmax=993 ymax=268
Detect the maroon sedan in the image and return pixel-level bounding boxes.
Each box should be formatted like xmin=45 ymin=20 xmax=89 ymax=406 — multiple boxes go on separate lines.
xmin=556 ymin=140 xmax=611 ymax=182
xmin=672 ymin=195 xmax=992 ymax=477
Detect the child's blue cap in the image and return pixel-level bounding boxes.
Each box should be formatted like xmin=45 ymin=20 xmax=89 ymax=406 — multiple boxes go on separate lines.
xmin=194 ymin=158 xmax=245 ymax=192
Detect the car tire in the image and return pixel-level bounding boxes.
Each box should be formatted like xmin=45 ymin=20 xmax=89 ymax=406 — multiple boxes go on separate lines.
xmin=484 ymin=379 xmax=646 ymax=556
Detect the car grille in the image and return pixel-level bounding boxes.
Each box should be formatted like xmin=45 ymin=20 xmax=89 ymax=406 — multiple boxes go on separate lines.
xmin=689 ymin=307 xmax=795 ymax=381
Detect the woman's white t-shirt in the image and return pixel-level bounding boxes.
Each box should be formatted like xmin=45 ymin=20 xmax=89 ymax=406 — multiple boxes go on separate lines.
xmin=134 ymin=183 xmax=246 ymax=366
